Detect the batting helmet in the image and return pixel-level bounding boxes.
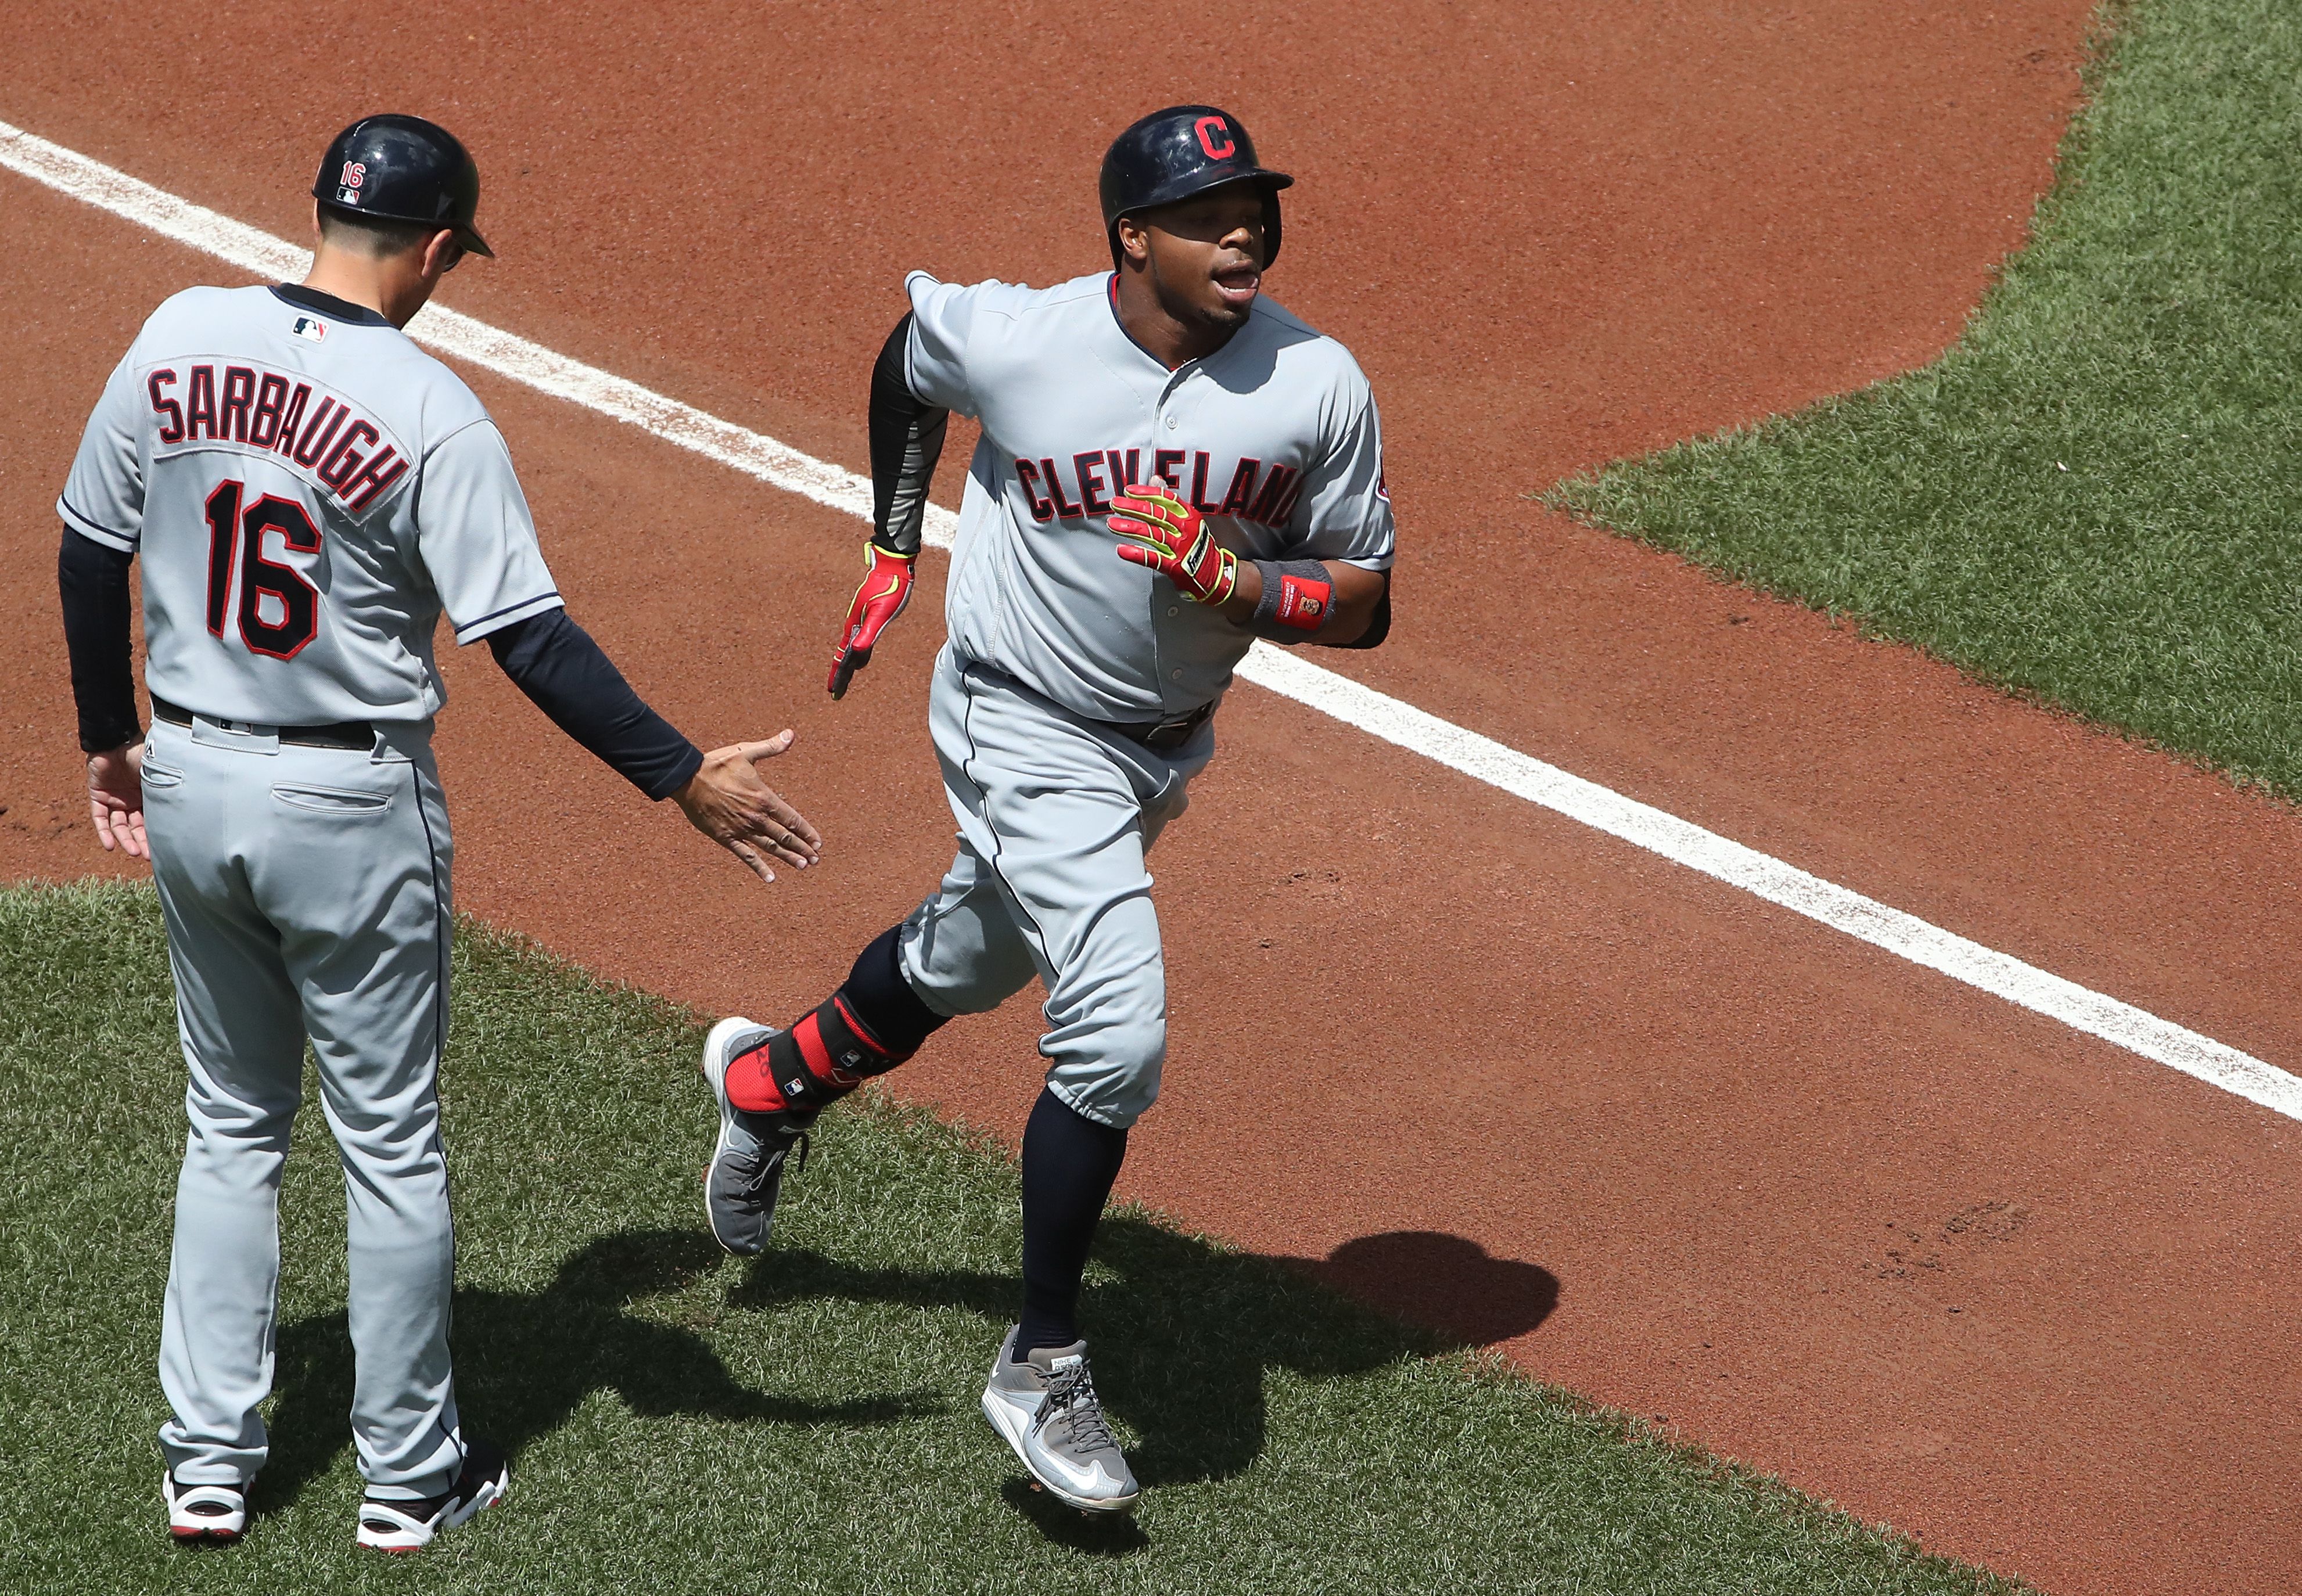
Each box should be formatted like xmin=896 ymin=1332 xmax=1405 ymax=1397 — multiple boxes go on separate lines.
xmin=313 ymin=114 xmax=494 ymax=257
xmin=1099 ymin=106 xmax=1292 ymax=268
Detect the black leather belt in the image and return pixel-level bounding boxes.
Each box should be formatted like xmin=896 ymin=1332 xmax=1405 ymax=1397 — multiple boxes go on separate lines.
xmin=152 ymin=696 xmax=376 ymax=751
xmin=1100 ymin=699 xmax=1216 ymax=753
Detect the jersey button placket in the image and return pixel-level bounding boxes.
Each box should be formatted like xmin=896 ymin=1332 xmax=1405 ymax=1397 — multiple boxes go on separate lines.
xmin=1150 ymin=368 xmax=1199 ymax=708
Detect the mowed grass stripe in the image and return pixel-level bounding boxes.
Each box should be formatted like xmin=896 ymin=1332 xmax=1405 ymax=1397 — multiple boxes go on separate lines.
xmin=0 ymin=882 xmax=2020 ymax=1594
xmin=1552 ymin=0 xmax=2302 ymax=801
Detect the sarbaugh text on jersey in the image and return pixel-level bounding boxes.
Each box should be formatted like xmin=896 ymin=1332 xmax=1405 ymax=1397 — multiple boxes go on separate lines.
xmin=147 ymin=361 xmax=408 ymax=512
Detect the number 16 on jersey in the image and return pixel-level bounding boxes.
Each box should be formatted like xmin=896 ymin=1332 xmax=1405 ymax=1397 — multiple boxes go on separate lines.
xmin=203 ymin=477 xmax=323 ymax=660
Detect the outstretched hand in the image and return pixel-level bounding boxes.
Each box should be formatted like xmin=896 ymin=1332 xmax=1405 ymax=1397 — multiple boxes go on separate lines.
xmin=88 ymin=741 xmax=148 ymax=860
xmin=674 ymin=732 xmax=822 ymax=884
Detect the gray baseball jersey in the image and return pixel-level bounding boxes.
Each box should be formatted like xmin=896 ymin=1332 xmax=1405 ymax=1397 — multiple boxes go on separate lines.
xmin=890 ymin=269 xmax=1395 ymax=1129
xmin=59 ymin=283 xmax=561 ymax=725
xmin=905 ymin=270 xmax=1394 ymax=722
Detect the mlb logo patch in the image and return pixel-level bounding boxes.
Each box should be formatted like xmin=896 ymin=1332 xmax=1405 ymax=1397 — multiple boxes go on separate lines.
xmin=292 ymin=317 xmax=328 ymax=342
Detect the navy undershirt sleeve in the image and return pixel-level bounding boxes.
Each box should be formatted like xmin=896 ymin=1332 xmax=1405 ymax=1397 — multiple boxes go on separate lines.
xmin=57 ymin=526 xmax=141 ymax=753
xmin=487 ymin=609 xmax=704 ymax=800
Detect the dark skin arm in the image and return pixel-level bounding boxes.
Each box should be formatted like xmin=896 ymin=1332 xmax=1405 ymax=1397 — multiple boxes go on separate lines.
xmin=1216 ymin=560 xmax=1387 ymax=645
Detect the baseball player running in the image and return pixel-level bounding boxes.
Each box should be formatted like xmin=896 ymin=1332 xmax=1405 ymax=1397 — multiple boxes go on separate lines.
xmin=56 ymin=114 xmax=820 ymax=1551
xmin=698 ymin=105 xmax=1394 ymax=1512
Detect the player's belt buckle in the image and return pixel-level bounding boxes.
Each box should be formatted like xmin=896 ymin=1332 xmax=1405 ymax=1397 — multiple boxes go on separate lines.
xmin=1132 ymin=701 xmax=1216 ymax=752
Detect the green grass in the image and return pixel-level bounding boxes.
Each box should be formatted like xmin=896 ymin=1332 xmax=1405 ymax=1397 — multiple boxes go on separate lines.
xmin=1550 ymin=0 xmax=2302 ymax=796
xmin=0 ymin=880 xmax=2021 ymax=1595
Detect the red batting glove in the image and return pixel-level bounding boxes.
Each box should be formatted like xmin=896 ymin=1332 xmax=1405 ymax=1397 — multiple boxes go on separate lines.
xmin=827 ymin=541 xmax=915 ymax=698
xmin=1109 ymin=482 xmax=1238 ymax=606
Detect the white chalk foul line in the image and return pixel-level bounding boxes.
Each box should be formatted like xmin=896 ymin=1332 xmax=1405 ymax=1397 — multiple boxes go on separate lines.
xmin=6 ymin=114 xmax=2295 ymax=1123
xmin=1248 ymin=647 xmax=2300 ymax=1116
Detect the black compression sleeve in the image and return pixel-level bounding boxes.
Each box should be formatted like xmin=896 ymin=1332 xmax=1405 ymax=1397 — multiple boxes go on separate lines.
xmin=869 ymin=313 xmax=949 ymax=558
xmin=487 ymin=609 xmax=705 ymax=800
xmin=57 ymin=527 xmax=141 ymax=753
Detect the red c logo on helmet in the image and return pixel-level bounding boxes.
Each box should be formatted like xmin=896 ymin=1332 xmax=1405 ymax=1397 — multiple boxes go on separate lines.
xmin=1194 ymin=116 xmax=1236 ymax=160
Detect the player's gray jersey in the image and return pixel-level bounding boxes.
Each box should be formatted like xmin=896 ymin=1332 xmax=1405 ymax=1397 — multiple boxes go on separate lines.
xmin=906 ymin=271 xmax=1395 ymax=721
xmin=58 ymin=284 xmax=561 ymax=726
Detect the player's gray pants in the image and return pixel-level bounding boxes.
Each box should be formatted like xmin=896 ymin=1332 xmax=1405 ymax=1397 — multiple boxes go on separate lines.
xmin=141 ymin=712 xmax=466 ymax=1500
xmin=900 ymin=646 xmax=1215 ymax=1129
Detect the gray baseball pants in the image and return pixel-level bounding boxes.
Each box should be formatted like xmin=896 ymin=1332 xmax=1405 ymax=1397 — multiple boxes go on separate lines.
xmin=899 ymin=646 xmax=1215 ymax=1129
xmin=141 ymin=711 xmax=466 ymax=1500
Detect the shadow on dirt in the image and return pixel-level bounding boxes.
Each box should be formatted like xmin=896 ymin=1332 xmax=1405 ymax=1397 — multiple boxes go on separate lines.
xmin=1310 ymin=1229 xmax=1562 ymax=1352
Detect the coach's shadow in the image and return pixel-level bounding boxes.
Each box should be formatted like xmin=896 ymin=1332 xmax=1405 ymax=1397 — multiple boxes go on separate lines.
xmin=257 ymin=1228 xmax=935 ymax=1514
xmin=731 ymin=1223 xmax=1556 ymax=1507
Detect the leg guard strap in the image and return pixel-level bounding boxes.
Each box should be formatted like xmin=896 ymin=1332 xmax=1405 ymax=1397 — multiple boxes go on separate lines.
xmin=737 ymin=925 xmax=950 ymax=1115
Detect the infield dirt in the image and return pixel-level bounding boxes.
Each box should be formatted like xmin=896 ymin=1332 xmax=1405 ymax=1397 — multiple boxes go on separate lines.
xmin=3 ymin=5 xmax=2295 ymax=1592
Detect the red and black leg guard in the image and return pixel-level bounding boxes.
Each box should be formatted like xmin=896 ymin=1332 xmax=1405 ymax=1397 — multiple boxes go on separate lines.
xmin=726 ymin=926 xmax=950 ymax=1116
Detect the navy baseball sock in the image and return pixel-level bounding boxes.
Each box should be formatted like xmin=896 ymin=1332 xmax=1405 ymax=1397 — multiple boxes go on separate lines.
xmin=1014 ymin=1085 xmax=1128 ymax=1360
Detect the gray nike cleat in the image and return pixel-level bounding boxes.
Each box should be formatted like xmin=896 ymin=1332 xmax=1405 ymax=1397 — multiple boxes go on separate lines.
xmin=699 ymin=1016 xmax=813 ymax=1256
xmin=980 ymin=1324 xmax=1140 ymax=1514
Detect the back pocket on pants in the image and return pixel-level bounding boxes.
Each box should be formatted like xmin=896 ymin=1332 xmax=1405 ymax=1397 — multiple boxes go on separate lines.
xmin=271 ymin=782 xmax=394 ymax=817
